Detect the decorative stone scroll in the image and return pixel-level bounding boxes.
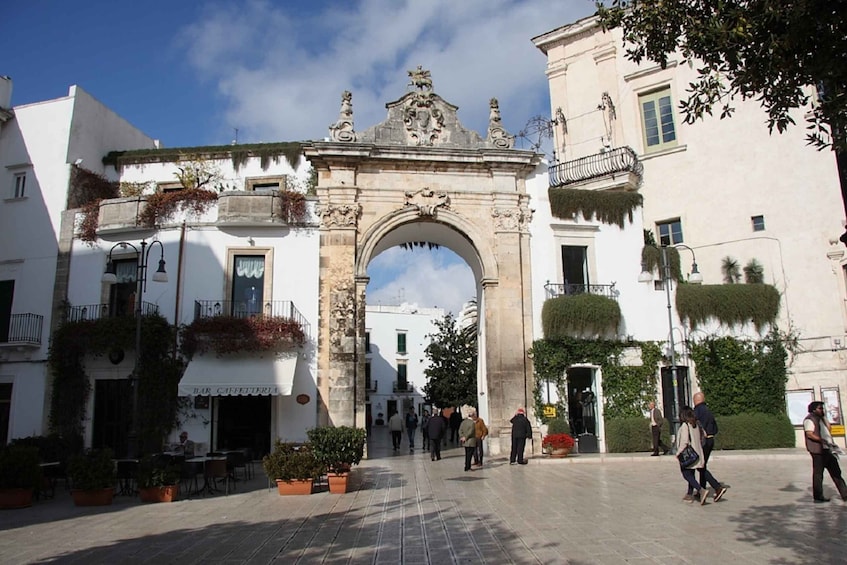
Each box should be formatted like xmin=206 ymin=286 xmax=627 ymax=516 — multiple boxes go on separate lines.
xmin=317 ymin=203 xmax=360 ymax=227
xmin=403 ymin=67 xmax=444 ymax=146
xmin=329 ymin=90 xmax=357 ymax=142
xmin=486 ymin=98 xmax=515 ymax=149
xmin=491 ymin=206 xmax=525 ymax=232
xmin=403 ymin=187 xmax=450 ymax=217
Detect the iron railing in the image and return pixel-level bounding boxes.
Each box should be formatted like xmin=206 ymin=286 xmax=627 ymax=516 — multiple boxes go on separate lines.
xmin=393 ymin=381 xmax=414 ymax=393
xmin=193 ymin=299 xmax=311 ymax=338
xmin=544 ymin=282 xmax=618 ymax=300
xmin=548 ymin=146 xmax=643 ymax=188
xmin=1 ymin=313 xmax=43 ymax=345
xmin=65 ymin=302 xmax=159 ymax=322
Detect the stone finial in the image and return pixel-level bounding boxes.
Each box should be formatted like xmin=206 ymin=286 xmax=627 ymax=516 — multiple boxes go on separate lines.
xmin=487 ymin=98 xmax=515 ymax=149
xmin=408 ymin=66 xmax=433 ymax=91
xmin=329 ymin=90 xmax=357 ymax=142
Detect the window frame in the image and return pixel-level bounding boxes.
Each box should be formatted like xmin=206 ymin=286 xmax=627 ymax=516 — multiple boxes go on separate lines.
xmin=657 ymin=219 xmax=683 ymax=246
xmin=12 ymin=172 xmax=26 ymax=198
xmin=639 ymin=87 xmax=678 ymax=153
xmin=751 ymin=215 xmax=765 ymax=232
xmin=397 ymin=362 xmax=408 ymax=389
xmin=245 ymin=176 xmax=287 ymax=192
xmin=396 ymin=332 xmax=407 ymax=355
xmin=225 ymin=247 xmax=274 ymax=316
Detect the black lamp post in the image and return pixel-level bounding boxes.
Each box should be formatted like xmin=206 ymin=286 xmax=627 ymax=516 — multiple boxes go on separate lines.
xmin=102 ymin=240 xmax=168 ymax=459
xmin=639 ymin=243 xmax=702 ymax=439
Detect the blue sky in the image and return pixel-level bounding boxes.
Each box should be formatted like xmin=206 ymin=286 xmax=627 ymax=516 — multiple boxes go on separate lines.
xmin=3 ymin=0 xmax=596 ymax=314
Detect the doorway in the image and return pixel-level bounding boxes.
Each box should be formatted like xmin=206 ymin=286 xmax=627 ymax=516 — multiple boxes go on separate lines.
xmin=216 ymin=396 xmax=272 ymax=458
xmin=92 ymin=379 xmax=131 ymax=456
xmin=566 ymin=367 xmax=596 ymax=435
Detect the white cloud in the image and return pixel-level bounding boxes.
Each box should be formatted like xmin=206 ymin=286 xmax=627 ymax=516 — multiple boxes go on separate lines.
xmin=367 ymin=247 xmax=475 ymax=315
xmin=180 ymin=0 xmax=595 ymax=143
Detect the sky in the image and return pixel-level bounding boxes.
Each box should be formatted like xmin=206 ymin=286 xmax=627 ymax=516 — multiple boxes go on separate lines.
xmin=2 ymin=0 xmax=597 ymax=315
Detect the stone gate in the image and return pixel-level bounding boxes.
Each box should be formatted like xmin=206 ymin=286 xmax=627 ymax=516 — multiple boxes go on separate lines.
xmin=303 ymin=69 xmax=539 ymax=454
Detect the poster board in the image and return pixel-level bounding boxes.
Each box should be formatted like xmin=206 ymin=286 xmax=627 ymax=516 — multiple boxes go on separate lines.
xmin=822 ymin=387 xmax=845 ymax=436
xmin=786 ymin=389 xmax=814 ymax=426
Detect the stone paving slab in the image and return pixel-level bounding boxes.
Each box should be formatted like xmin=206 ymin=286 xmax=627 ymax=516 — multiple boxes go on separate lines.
xmin=0 ymin=440 xmax=842 ymax=564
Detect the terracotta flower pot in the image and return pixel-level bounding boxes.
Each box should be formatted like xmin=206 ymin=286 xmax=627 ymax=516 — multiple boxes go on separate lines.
xmin=275 ymin=479 xmax=313 ymax=496
xmin=550 ymin=447 xmax=571 ymax=458
xmin=139 ymin=485 xmax=179 ymax=503
xmin=327 ymin=473 xmax=349 ymax=494
xmin=71 ymin=487 xmax=115 ymax=506
xmin=0 ymin=488 xmax=33 ymax=509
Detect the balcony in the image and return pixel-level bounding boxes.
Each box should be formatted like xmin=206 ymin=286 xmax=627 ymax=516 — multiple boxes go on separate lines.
xmin=65 ymin=302 xmax=159 ymax=322
xmin=544 ymin=282 xmax=618 ymax=301
xmin=548 ymin=146 xmax=643 ymax=190
xmin=365 ymin=379 xmax=377 ymax=393
xmin=194 ymin=299 xmax=311 ymax=338
xmin=393 ymin=381 xmax=414 ymax=393
xmin=0 ymin=313 xmax=43 ymax=348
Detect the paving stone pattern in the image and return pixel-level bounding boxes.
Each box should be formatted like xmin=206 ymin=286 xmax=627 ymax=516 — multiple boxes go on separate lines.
xmin=0 ymin=434 xmax=844 ymax=564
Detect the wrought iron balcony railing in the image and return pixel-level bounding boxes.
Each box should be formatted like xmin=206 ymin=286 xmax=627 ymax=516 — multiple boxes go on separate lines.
xmin=365 ymin=379 xmax=377 ymax=393
xmin=193 ymin=299 xmax=311 ymax=338
xmin=544 ymin=282 xmax=618 ymax=301
xmin=0 ymin=313 xmax=43 ymax=346
xmin=393 ymin=381 xmax=414 ymax=393
xmin=548 ymin=146 xmax=643 ymax=188
xmin=65 ymin=302 xmax=159 ymax=322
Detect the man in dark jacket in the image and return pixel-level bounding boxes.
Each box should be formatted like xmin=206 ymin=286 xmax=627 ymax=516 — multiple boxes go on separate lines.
xmin=693 ymin=392 xmax=728 ymax=501
xmin=509 ymin=407 xmax=532 ymax=465
xmin=427 ymin=409 xmax=447 ymax=461
xmin=449 ymin=409 xmax=462 ymax=443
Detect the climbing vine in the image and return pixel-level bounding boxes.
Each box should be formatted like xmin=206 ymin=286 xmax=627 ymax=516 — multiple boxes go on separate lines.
xmin=548 ymin=187 xmax=642 ymax=228
xmin=677 ymin=283 xmax=780 ymax=332
xmin=541 ymin=294 xmax=622 ymax=338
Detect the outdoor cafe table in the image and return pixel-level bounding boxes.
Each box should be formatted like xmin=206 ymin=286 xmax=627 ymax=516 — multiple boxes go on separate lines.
xmin=185 ymin=456 xmax=226 ymax=496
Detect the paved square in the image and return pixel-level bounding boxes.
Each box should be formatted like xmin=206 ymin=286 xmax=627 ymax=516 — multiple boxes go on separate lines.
xmin=0 ymin=437 xmax=842 ymax=564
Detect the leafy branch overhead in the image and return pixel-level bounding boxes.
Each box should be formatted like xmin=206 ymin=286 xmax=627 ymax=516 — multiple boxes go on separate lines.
xmin=596 ymin=1 xmax=847 ymax=150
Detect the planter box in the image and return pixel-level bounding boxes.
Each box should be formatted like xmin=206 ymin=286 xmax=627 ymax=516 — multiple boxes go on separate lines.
xmin=275 ymin=479 xmax=313 ymax=496
xmin=139 ymin=485 xmax=179 ymax=503
xmin=0 ymin=488 xmax=33 ymax=509
xmin=71 ymin=487 xmax=115 ymax=507
xmin=327 ymin=473 xmax=349 ymax=494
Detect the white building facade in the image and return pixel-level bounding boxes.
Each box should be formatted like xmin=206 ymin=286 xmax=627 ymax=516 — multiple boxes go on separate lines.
xmin=531 ymin=16 xmax=847 ymax=448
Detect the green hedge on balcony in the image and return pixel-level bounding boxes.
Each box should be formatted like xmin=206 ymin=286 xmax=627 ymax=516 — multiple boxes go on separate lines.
xmin=542 ymin=294 xmax=621 ymax=339
xmin=676 ymin=283 xmax=780 ymax=331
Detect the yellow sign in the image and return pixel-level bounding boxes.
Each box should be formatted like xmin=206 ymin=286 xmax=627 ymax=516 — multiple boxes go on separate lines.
xmin=831 ymin=424 xmax=845 ymax=437
xmin=542 ymin=404 xmax=557 ymax=418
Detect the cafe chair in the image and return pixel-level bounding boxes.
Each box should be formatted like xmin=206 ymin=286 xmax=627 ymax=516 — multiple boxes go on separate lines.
xmin=204 ymin=458 xmax=232 ymax=495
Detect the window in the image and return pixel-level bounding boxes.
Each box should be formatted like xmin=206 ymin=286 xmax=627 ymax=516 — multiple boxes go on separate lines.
xmin=108 ymin=259 xmax=138 ymax=317
xmin=751 ymin=215 xmax=765 ymax=232
xmin=640 ymin=88 xmax=677 ymax=152
xmin=397 ymin=362 xmax=408 ymax=390
xmin=397 ymin=332 xmax=407 ymax=354
xmin=0 ymin=280 xmax=12 ymax=342
xmin=365 ymin=362 xmax=372 ymax=389
xmin=245 ymin=176 xmax=286 ymax=191
xmin=232 ymin=255 xmax=265 ymax=316
xmin=365 ymin=331 xmax=371 ymax=353
xmin=561 ymin=246 xmax=589 ymax=290
xmin=657 ymin=220 xmax=683 ymax=246
xmin=12 ymin=172 xmax=26 ymax=198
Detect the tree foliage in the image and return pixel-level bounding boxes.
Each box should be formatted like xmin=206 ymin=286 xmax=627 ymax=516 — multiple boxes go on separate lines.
xmin=422 ymin=314 xmax=477 ymax=408
xmin=596 ymin=0 xmax=847 ymax=150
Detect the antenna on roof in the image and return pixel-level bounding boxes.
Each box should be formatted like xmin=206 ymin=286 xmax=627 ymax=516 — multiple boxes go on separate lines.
xmin=231 ymin=128 xmax=239 ymax=145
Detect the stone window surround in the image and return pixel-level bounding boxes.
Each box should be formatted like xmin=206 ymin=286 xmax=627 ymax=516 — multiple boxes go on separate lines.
xmin=550 ymin=223 xmax=599 ymax=287
xmin=245 ymin=175 xmax=287 ymax=192
xmin=225 ymin=247 xmax=274 ymax=307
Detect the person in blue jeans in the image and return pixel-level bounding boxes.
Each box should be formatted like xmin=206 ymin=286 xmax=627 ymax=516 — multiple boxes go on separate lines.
xmin=405 ymin=407 xmax=419 ymax=451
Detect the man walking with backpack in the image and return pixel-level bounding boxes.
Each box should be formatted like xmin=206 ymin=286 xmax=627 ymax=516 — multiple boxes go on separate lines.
xmin=405 ymin=406 xmax=419 ymax=451
xmin=693 ymin=392 xmax=728 ymax=501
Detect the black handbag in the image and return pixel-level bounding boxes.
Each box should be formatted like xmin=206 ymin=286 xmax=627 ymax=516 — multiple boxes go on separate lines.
xmin=677 ymin=445 xmax=699 ymax=468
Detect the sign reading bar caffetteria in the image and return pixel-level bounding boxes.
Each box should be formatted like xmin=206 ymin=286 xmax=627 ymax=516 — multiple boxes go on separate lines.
xmin=543 ymin=404 xmax=557 ymax=418
xmin=187 ymin=386 xmax=280 ymax=396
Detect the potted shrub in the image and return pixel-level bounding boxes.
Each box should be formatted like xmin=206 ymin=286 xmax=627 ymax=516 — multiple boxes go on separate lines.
xmin=262 ymin=441 xmax=324 ymax=496
xmin=67 ymin=449 xmax=116 ymax=506
xmin=541 ymin=433 xmax=576 ymax=458
xmin=137 ymin=456 xmax=180 ymax=503
xmin=0 ymin=445 xmax=42 ymax=509
xmin=307 ymin=426 xmax=366 ymax=494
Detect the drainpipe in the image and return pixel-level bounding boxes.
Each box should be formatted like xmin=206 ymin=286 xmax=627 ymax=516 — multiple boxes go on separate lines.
xmin=173 ymin=221 xmax=186 ymax=355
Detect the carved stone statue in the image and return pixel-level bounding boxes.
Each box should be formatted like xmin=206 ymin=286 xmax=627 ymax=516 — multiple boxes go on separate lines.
xmin=329 ymin=90 xmax=357 ymax=142
xmin=408 ymin=66 xmax=433 ymax=91
xmin=486 ymin=98 xmax=515 ymax=149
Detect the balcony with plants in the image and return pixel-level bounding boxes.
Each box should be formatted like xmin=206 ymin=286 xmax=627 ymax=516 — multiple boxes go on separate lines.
xmin=548 ymin=146 xmax=643 ymax=191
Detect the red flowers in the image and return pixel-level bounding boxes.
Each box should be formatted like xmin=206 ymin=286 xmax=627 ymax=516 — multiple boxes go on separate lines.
xmin=541 ymin=433 xmax=575 ymax=450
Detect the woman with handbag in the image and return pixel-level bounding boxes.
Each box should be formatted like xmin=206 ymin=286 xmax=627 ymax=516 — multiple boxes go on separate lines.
xmin=676 ymin=406 xmax=708 ymax=504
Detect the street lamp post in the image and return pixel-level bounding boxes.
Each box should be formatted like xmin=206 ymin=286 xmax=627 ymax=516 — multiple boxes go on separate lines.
xmin=102 ymin=240 xmax=168 ymax=459
xmin=639 ymin=244 xmax=702 ymax=439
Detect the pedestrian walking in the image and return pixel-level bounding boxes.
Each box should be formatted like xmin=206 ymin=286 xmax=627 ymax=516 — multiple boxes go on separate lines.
xmin=677 ymin=406 xmax=709 ymax=504
xmin=509 ymin=407 xmax=532 ymax=465
xmin=693 ymin=392 xmax=728 ymax=501
xmin=427 ymin=409 xmax=446 ymax=461
xmin=473 ymin=411 xmax=488 ymax=467
xmin=388 ymin=410 xmax=403 ymax=451
xmin=804 ymin=401 xmax=847 ymax=502
xmin=458 ymin=410 xmax=478 ymax=471
xmin=648 ymin=401 xmax=669 ymax=456
xmin=405 ymin=406 xmax=419 ymax=451
xmin=449 ymin=409 xmax=462 ymax=444
xmin=421 ymin=410 xmax=431 ymax=451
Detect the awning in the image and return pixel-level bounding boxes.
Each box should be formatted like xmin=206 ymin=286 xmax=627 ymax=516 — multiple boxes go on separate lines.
xmin=178 ymin=354 xmax=298 ymax=396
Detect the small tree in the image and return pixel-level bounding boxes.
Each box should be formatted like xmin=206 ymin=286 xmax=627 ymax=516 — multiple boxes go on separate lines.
xmin=744 ymin=259 xmax=765 ymax=284
xmin=721 ymin=256 xmax=741 ymax=284
xmin=422 ymin=314 xmax=478 ymax=408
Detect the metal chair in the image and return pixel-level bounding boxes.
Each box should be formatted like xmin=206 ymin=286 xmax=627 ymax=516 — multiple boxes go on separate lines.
xmin=204 ymin=458 xmax=232 ymax=495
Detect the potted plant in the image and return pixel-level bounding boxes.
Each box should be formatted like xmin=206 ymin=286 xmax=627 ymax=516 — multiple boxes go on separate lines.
xmin=262 ymin=440 xmax=324 ymax=496
xmin=307 ymin=426 xmax=366 ymax=494
xmin=0 ymin=445 xmax=42 ymax=509
xmin=67 ymin=449 xmax=116 ymax=506
xmin=541 ymin=433 xmax=575 ymax=458
xmin=137 ymin=456 xmax=180 ymax=503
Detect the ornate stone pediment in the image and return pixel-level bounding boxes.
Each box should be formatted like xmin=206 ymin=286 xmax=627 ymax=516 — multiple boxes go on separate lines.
xmin=316 ymin=203 xmax=360 ymax=227
xmin=403 ymin=188 xmax=450 ymax=217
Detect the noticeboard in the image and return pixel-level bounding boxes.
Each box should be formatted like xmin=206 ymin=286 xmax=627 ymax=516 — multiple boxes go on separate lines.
xmin=785 ymin=389 xmax=814 ymax=427
xmin=822 ymin=387 xmax=844 ymax=436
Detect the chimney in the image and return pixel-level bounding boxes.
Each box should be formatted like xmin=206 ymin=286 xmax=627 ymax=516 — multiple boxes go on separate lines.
xmin=0 ymin=76 xmax=12 ymax=110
